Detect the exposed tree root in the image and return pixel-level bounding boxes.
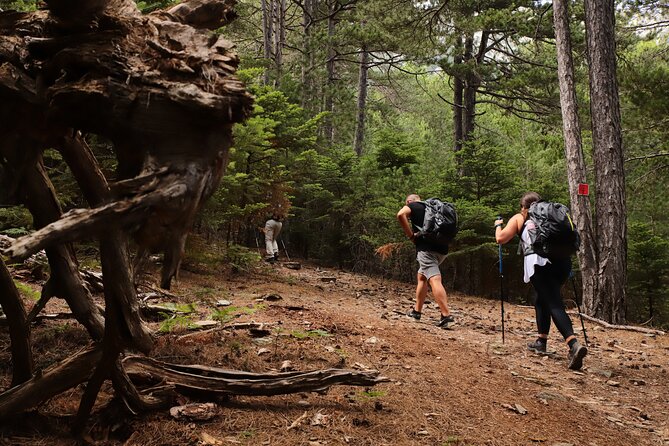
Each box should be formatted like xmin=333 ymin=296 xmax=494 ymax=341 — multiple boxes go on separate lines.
xmin=123 ymin=356 xmax=390 ymax=396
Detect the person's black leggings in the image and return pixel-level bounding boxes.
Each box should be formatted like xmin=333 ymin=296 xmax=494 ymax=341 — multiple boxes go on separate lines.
xmin=530 ymin=258 xmax=574 ymax=340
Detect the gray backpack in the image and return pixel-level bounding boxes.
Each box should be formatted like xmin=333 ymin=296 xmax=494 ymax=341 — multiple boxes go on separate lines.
xmin=415 ymin=198 xmax=458 ymax=246
xmin=520 ymin=201 xmax=580 ymax=258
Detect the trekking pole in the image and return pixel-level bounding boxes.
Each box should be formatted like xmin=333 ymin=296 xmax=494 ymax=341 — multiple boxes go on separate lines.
xmin=253 ymin=230 xmax=263 ymax=257
xmin=280 ymin=238 xmax=291 ymax=262
xmin=497 ymin=216 xmax=505 ymax=344
xmin=569 ymin=271 xmax=589 ymax=347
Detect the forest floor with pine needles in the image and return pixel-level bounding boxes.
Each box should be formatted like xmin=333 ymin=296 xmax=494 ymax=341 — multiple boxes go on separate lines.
xmin=1 ymin=247 xmax=668 ymax=446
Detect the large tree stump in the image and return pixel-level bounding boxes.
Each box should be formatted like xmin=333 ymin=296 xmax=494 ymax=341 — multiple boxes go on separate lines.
xmin=0 ymin=0 xmax=252 ymax=429
xmin=0 ymin=0 xmax=387 ymax=433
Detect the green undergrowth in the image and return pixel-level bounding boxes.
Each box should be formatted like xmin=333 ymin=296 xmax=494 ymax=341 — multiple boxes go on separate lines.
xmin=211 ymin=304 xmax=265 ymax=324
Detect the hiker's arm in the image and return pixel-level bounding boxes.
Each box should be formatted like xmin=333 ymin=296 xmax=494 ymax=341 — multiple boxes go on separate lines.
xmin=397 ymin=206 xmax=416 ymax=241
xmin=495 ymin=213 xmax=523 ymax=244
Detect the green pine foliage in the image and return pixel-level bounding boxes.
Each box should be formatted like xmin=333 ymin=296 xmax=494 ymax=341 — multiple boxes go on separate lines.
xmin=0 ymin=206 xmax=32 ymax=236
xmin=0 ymin=1 xmax=37 ymax=11
xmin=198 ymin=77 xmax=325 ymax=242
xmin=627 ymin=223 xmax=669 ymax=328
xmin=134 ymin=0 xmax=179 ymax=13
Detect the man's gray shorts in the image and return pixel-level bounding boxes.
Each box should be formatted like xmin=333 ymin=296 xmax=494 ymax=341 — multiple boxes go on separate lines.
xmin=416 ymin=250 xmax=446 ymax=280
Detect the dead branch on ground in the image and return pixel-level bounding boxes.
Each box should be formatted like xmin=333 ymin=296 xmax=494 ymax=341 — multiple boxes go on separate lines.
xmin=568 ymin=311 xmax=666 ymax=335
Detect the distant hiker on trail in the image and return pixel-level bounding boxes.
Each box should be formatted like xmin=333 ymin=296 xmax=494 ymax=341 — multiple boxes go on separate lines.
xmin=494 ymin=191 xmax=587 ymax=370
xmin=262 ymin=214 xmax=283 ymax=262
xmin=397 ymin=194 xmax=454 ymax=328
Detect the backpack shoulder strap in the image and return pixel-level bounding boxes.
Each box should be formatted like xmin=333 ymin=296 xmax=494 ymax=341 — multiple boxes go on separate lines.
xmin=409 ymin=201 xmax=426 ymax=231
xmin=517 ymin=219 xmax=536 ymax=256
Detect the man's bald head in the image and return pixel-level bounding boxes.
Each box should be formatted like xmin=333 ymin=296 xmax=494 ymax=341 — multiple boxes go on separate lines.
xmin=405 ymin=194 xmax=421 ymax=205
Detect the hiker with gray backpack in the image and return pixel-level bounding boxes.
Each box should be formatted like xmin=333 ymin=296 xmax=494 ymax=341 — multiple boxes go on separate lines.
xmin=397 ymin=194 xmax=457 ymax=328
xmin=494 ymin=191 xmax=587 ymax=370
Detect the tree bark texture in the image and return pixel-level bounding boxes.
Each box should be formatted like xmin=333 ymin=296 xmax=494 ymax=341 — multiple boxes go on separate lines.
xmin=452 ymin=36 xmax=464 ymax=155
xmin=353 ymin=47 xmax=369 ymax=156
xmin=0 ymin=256 xmax=34 ymax=386
xmin=165 ymin=0 xmax=238 ymax=29
xmin=462 ymin=35 xmax=477 ymax=140
xmin=300 ymin=0 xmax=314 ymax=109
xmin=261 ymin=0 xmax=274 ymax=85
xmin=21 ymin=158 xmax=106 ymax=340
xmin=584 ymin=0 xmax=627 ymax=323
xmin=324 ymin=0 xmax=337 ymax=143
xmin=123 ymin=356 xmax=389 ymax=396
xmin=57 ymin=132 xmax=111 ymax=207
xmin=552 ymin=0 xmax=598 ymax=314
xmin=273 ymin=0 xmax=286 ymax=84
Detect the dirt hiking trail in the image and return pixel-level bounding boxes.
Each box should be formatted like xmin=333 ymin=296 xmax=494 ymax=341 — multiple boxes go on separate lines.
xmin=1 ymin=259 xmax=667 ymax=446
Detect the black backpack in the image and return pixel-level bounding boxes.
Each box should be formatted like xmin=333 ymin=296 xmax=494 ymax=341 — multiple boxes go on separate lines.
xmin=415 ymin=198 xmax=458 ymax=245
xmin=521 ymin=201 xmax=580 ymax=258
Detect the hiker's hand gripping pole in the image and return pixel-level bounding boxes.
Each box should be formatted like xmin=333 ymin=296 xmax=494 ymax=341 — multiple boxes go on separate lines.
xmin=496 ymin=216 xmax=505 ymax=344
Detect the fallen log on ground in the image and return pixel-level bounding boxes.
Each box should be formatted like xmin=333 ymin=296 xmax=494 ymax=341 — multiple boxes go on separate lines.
xmin=567 ymin=311 xmax=666 ymax=336
xmin=0 ymin=346 xmax=102 ymax=420
xmin=123 ymin=356 xmax=390 ymax=396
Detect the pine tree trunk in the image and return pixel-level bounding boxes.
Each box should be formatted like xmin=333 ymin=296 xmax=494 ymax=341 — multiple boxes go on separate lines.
xmin=261 ymin=0 xmax=273 ymax=85
xmin=279 ymin=0 xmax=286 ymax=78
xmin=273 ymin=0 xmax=286 ymax=85
xmin=462 ymin=35 xmax=476 ymax=140
xmin=324 ymin=0 xmax=336 ymax=144
xmin=584 ymin=0 xmax=627 ymax=323
xmin=301 ymin=0 xmax=313 ymax=109
xmin=462 ymin=31 xmax=488 ymax=141
xmin=453 ymin=36 xmax=464 ymax=155
xmin=553 ymin=0 xmax=598 ymax=314
xmin=353 ymin=47 xmax=369 ymax=156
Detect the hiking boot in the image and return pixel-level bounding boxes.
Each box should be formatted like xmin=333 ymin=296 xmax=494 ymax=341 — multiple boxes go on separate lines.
xmin=527 ymin=338 xmax=547 ymax=354
xmin=435 ymin=314 xmax=454 ymax=328
xmin=274 ymin=253 xmax=279 ymax=261
xmin=406 ymin=309 xmax=421 ymax=321
xmin=568 ymin=341 xmax=588 ymax=370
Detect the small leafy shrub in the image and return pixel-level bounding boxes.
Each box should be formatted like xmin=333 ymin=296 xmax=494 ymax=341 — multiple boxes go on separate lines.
xmin=159 ymin=314 xmax=196 ymax=332
xmin=194 ymin=287 xmax=216 ymax=299
xmin=211 ymin=304 xmax=264 ymax=324
xmin=224 ymin=244 xmax=261 ymax=272
xmin=356 ymin=390 xmax=386 ymax=400
xmin=154 ymin=302 xmax=197 ymax=313
xmin=2 ymin=227 xmax=29 ymax=237
xmin=290 ymin=329 xmax=331 ymax=339
xmin=0 ymin=206 xmax=32 ymax=234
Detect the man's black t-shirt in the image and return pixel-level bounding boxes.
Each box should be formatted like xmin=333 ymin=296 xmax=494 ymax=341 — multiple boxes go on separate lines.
xmin=408 ymin=201 xmax=449 ymax=255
